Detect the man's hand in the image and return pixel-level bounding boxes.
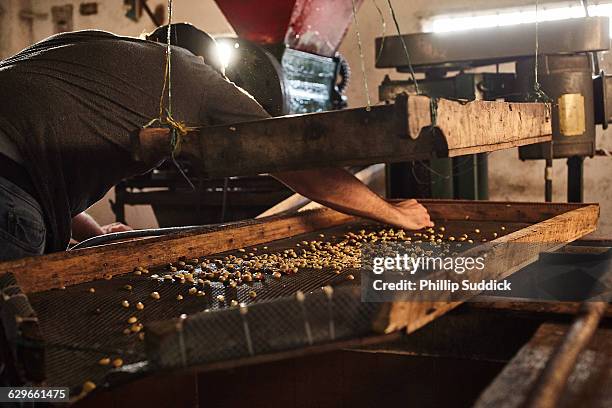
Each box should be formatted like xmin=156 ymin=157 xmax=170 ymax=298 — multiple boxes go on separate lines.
xmin=100 ymin=222 xmax=133 ymax=234
xmin=389 ymin=199 xmax=434 ymax=230
xmin=272 ymin=168 xmax=434 ymax=231
xmin=72 ymin=212 xmax=133 ymax=242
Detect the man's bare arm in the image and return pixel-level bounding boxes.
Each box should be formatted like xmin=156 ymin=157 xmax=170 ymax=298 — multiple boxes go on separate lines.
xmin=71 ymin=212 xmax=133 ymax=242
xmin=272 ymin=168 xmax=433 ymax=230
xmin=134 ymin=130 xmax=433 ymax=230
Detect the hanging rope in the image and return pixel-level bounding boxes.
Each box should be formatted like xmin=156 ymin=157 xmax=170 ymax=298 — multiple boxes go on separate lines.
xmin=372 ymin=0 xmax=387 ymax=64
xmin=386 ymin=0 xmax=420 ymax=94
xmin=350 ymin=0 xmax=372 ymax=110
xmin=142 ymin=0 xmax=197 ymax=189
xmin=163 ymin=0 xmax=173 ymax=121
xmin=529 ymin=0 xmax=552 ymax=104
xmin=533 ymin=0 xmax=543 ymax=98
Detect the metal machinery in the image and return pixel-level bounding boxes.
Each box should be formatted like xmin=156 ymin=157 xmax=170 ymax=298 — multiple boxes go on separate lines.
xmin=113 ymin=0 xmax=359 ymax=227
xmin=376 ymin=17 xmax=611 ymax=203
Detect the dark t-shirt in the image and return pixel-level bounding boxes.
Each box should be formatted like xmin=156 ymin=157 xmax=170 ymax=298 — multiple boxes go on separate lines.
xmin=0 ymin=30 xmax=268 ymax=252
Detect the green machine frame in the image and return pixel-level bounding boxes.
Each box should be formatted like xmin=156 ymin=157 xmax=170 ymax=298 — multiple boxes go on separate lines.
xmin=380 ymin=73 xmax=516 ymax=200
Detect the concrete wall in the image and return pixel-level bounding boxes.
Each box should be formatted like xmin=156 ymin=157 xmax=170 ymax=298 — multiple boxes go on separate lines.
xmin=29 ymin=0 xmax=232 ymax=41
xmin=0 ymin=0 xmax=34 ymax=59
xmin=1 ymin=0 xmax=610 ymax=234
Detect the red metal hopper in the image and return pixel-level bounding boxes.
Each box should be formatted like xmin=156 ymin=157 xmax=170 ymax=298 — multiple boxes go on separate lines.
xmin=213 ymin=0 xmax=363 ymax=57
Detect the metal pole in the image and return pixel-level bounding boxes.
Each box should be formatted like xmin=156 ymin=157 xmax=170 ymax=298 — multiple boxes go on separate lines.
xmin=567 ymin=156 xmax=584 ymax=203
xmin=544 ymin=159 xmax=553 ymax=202
xmin=477 ymin=153 xmax=489 ymax=200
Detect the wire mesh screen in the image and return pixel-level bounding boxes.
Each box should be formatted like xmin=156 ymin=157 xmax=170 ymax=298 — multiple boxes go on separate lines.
xmin=5 ymin=219 xmax=519 ymax=394
xmin=19 ymin=222 xmax=375 ymax=393
xmin=0 ymin=272 xmax=45 ymax=383
xmin=146 ymin=285 xmax=380 ymax=369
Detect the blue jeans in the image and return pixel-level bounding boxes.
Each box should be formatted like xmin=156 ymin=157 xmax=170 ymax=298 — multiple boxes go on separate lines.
xmin=0 ymin=176 xmax=46 ymax=261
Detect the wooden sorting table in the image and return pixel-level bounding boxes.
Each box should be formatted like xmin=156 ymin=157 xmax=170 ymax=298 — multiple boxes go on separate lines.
xmin=0 ymin=200 xmax=599 ymax=405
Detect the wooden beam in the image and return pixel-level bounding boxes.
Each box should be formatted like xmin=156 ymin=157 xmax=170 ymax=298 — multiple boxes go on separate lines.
xmin=524 ymin=301 xmax=608 ymax=408
xmin=176 ymin=95 xmax=551 ymax=178
xmin=0 ymin=209 xmax=354 ymax=293
xmin=374 ymin=204 xmax=599 ymax=334
xmin=0 ymin=201 xmax=593 ymax=294
xmin=422 ymin=200 xmax=593 ymax=224
xmin=474 ymin=323 xmax=612 ymax=408
xmin=467 ymin=296 xmax=612 ymax=317
xmin=431 ymin=97 xmax=552 ymax=156
xmin=143 ymin=202 xmax=597 ymax=371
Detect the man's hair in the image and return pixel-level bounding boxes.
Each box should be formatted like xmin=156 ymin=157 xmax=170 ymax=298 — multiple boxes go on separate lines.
xmin=146 ymin=22 xmax=224 ymax=75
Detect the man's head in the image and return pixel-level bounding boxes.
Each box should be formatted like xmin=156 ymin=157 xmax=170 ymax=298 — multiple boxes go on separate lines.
xmin=146 ymin=22 xmax=224 ymax=75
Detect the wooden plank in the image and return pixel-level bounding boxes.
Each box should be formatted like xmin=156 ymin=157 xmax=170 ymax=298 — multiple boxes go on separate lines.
xmin=374 ymin=204 xmax=599 ymax=334
xmin=0 ymin=201 xmax=595 ymax=294
xmin=175 ymin=95 xmax=551 ymax=178
xmin=524 ymin=301 xmax=608 ymax=408
xmin=467 ymin=296 xmax=612 ymax=317
xmin=408 ymin=96 xmax=552 ymax=156
xmin=0 ymin=209 xmax=354 ymax=293
xmin=422 ymin=200 xmax=593 ymax=224
xmin=474 ymin=323 xmax=612 ymax=408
